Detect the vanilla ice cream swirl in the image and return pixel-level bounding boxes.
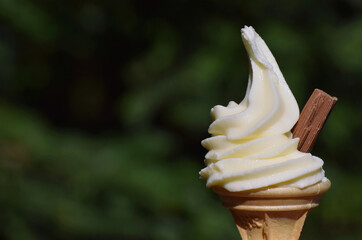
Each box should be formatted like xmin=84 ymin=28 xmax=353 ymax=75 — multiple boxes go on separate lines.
xmin=199 ymin=26 xmax=326 ymax=192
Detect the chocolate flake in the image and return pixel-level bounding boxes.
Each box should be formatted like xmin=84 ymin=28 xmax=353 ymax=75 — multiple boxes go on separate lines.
xmin=292 ymin=89 xmax=338 ymax=153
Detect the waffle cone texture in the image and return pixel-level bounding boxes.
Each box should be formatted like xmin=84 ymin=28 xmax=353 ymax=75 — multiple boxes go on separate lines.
xmin=212 ymin=179 xmax=331 ymax=240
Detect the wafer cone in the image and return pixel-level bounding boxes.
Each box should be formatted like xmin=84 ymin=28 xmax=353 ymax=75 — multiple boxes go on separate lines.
xmin=212 ymin=179 xmax=331 ymax=240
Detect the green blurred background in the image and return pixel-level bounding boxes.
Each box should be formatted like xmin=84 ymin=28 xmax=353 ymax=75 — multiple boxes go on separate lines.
xmin=0 ymin=0 xmax=361 ymax=239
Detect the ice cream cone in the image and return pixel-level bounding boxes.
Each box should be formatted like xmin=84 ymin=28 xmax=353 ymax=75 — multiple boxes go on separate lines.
xmin=212 ymin=179 xmax=331 ymax=240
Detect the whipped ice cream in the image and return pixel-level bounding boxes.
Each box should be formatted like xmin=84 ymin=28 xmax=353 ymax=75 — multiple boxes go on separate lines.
xmin=199 ymin=26 xmax=326 ymax=192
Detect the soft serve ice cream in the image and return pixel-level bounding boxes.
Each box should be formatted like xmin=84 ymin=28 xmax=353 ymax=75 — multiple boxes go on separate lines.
xmin=199 ymin=26 xmax=327 ymax=192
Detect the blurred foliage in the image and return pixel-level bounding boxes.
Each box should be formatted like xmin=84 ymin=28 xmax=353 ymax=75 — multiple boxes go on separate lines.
xmin=0 ymin=0 xmax=361 ymax=240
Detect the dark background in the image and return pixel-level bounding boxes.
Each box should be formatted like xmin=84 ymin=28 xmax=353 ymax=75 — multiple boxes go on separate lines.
xmin=0 ymin=0 xmax=361 ymax=239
